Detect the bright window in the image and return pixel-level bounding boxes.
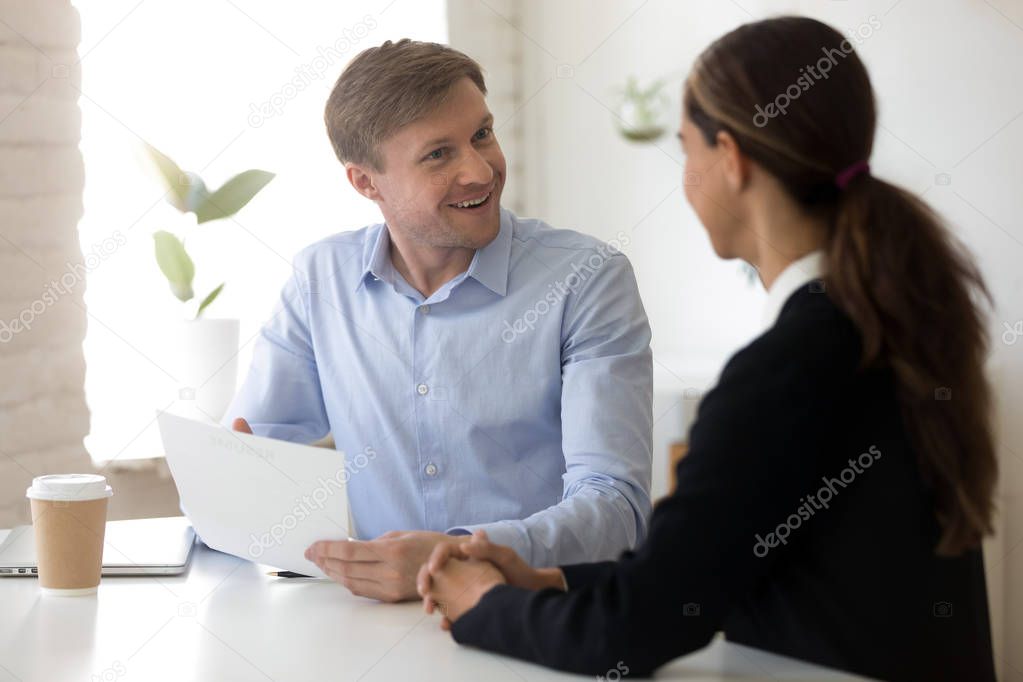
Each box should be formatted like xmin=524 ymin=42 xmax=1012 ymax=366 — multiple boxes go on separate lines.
xmin=75 ymin=0 xmax=446 ymax=463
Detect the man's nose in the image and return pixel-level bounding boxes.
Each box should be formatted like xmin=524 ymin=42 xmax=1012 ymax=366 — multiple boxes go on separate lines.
xmin=456 ymin=147 xmax=494 ymax=187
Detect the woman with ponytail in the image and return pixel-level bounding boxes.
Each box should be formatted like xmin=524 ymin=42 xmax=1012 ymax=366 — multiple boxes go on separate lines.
xmin=415 ymin=17 xmax=997 ymax=681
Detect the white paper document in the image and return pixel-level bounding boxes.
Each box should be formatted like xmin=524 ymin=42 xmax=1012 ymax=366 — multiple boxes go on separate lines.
xmin=157 ymin=411 xmax=350 ymax=578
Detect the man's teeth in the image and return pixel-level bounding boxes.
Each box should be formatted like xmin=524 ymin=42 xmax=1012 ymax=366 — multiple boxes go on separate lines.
xmin=451 ymin=192 xmax=489 ymax=208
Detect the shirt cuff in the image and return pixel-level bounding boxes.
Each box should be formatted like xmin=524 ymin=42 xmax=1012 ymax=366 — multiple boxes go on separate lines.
xmin=445 ymin=520 xmax=532 ymax=564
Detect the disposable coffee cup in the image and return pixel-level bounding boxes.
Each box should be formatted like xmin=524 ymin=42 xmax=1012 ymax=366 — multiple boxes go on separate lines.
xmin=26 ymin=474 xmax=113 ymax=596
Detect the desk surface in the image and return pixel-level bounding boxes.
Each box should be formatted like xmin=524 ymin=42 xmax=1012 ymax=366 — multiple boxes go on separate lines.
xmin=0 ymin=541 xmax=867 ymax=682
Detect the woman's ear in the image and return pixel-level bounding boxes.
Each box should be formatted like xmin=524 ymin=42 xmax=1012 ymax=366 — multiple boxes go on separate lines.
xmin=346 ymin=163 xmax=381 ymax=201
xmin=715 ymin=129 xmax=751 ymax=193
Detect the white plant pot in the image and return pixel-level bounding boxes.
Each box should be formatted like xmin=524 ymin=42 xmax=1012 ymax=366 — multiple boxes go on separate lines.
xmin=172 ymin=318 xmax=239 ymax=424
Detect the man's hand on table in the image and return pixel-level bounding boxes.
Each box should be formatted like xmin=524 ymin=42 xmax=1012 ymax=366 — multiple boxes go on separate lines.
xmin=305 ymin=531 xmax=464 ymax=602
xmin=231 ymin=418 xmax=497 ymax=605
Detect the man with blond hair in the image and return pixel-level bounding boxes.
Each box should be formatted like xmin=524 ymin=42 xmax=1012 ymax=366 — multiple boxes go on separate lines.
xmin=223 ymin=39 xmax=653 ymax=602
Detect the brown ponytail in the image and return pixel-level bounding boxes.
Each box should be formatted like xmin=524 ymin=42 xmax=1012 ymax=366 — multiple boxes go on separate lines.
xmin=685 ymin=17 xmax=996 ymax=555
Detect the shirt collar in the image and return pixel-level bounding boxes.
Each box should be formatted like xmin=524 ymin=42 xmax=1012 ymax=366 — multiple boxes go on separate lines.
xmin=464 ymin=207 xmax=512 ymax=297
xmin=355 ymin=223 xmax=394 ymax=292
xmin=761 ymin=249 xmax=825 ymax=328
xmin=355 ymin=209 xmax=513 ymax=297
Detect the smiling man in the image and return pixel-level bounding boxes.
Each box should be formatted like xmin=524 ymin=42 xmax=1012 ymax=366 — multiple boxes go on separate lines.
xmin=222 ymin=39 xmax=653 ymax=602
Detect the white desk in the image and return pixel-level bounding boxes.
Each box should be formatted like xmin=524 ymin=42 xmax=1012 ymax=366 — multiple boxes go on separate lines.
xmin=0 ymin=542 xmax=867 ymax=682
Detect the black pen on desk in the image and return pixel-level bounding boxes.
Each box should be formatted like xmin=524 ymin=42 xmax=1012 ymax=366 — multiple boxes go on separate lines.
xmin=266 ymin=570 xmax=312 ymax=578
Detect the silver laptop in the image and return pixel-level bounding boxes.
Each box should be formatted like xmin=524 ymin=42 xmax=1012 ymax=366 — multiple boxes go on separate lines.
xmin=0 ymin=515 xmax=195 ymax=576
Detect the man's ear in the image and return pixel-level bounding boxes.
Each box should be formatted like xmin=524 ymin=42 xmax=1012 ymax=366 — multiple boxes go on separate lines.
xmin=715 ymin=130 xmax=751 ymax=192
xmin=346 ymin=162 xmax=382 ymax=201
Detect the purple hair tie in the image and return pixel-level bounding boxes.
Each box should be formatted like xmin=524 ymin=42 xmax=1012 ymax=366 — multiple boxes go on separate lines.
xmin=835 ymin=160 xmax=870 ymax=189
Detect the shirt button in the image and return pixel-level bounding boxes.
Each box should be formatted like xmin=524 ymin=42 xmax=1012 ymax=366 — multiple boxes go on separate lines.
xmin=416 ymin=383 xmax=429 ymax=396
xmin=420 ymin=305 xmax=430 ymax=314
xmin=424 ymin=463 xmax=438 ymax=476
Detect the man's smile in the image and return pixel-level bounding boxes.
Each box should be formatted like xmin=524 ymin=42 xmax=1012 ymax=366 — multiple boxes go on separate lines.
xmin=446 ymin=185 xmax=495 ymax=210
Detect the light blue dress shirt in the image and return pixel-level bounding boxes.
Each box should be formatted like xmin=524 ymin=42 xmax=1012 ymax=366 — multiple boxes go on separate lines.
xmin=222 ymin=208 xmax=653 ymax=567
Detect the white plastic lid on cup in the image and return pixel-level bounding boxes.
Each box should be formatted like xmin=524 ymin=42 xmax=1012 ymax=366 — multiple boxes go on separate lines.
xmin=25 ymin=474 xmax=113 ymax=502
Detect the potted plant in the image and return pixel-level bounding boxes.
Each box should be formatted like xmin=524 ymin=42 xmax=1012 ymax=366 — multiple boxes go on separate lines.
xmin=145 ymin=144 xmax=274 ymax=422
xmin=614 ymin=75 xmax=670 ymax=142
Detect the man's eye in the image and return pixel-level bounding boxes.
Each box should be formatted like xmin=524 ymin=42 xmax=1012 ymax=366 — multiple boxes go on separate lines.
xmin=473 ymin=127 xmax=492 ymax=141
xmin=425 ymin=148 xmax=445 ymax=161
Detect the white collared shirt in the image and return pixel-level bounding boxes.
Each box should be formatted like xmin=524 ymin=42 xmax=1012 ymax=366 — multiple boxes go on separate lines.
xmin=761 ymin=250 xmax=826 ymax=329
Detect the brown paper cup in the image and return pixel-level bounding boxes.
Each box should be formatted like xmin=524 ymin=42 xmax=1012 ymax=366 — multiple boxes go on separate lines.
xmin=26 ymin=474 xmax=112 ymax=596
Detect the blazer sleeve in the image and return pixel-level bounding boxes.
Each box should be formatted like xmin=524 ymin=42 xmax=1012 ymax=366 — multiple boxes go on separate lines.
xmin=451 ymin=317 xmax=858 ymax=676
xmin=561 ymin=561 xmax=618 ymax=589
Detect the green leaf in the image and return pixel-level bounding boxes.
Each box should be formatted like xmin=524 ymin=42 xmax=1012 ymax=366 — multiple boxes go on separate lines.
xmin=153 ymin=230 xmax=195 ymax=302
xmin=641 ymin=79 xmax=666 ymax=99
xmin=144 ymin=144 xmax=191 ymax=212
xmin=195 ymin=282 xmax=225 ymax=319
xmin=143 ymin=144 xmax=213 ymax=215
xmin=195 ymin=169 xmax=275 ymax=224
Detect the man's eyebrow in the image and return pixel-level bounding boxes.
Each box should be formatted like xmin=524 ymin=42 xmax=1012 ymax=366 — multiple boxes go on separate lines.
xmin=417 ymin=114 xmax=495 ymax=154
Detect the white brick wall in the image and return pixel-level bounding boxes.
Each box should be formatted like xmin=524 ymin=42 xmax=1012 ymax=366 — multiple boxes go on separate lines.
xmin=0 ymin=0 xmax=92 ymax=527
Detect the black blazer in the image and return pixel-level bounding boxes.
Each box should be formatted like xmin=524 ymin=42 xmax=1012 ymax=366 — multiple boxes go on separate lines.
xmin=451 ymin=283 xmax=995 ymax=681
